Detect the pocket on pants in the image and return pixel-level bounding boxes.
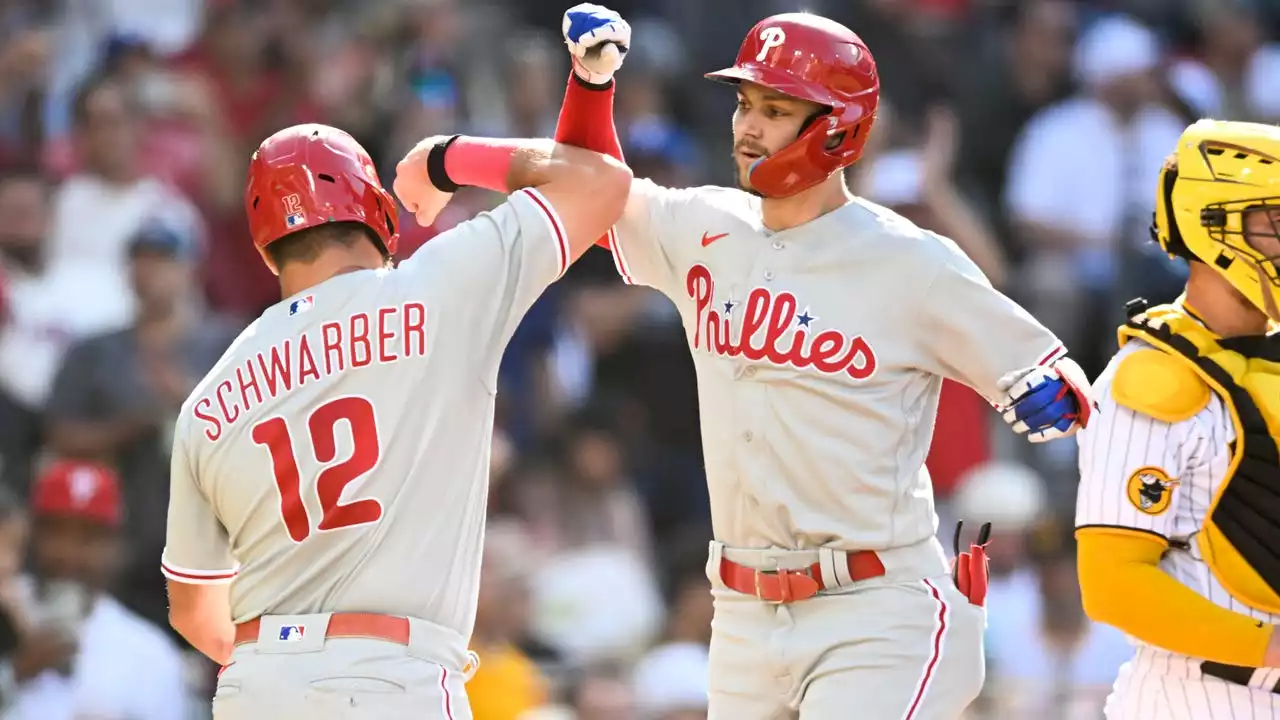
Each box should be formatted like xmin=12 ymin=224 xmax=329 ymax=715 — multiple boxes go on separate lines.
xmin=308 ymin=675 xmax=408 ymax=694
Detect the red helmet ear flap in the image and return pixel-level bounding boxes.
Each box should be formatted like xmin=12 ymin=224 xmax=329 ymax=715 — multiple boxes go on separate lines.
xmin=748 ymin=97 xmax=877 ymax=198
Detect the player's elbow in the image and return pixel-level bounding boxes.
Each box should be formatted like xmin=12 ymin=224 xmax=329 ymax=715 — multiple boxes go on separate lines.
xmin=168 ymin=606 xmax=234 ymax=666
xmin=592 ymin=155 xmax=632 ymax=232
xmin=555 ymin=144 xmax=631 ymax=194
xmin=583 ymin=150 xmax=634 ymax=213
xmin=168 ymin=604 xmax=200 ymax=645
xmin=541 ymin=149 xmax=632 ymax=259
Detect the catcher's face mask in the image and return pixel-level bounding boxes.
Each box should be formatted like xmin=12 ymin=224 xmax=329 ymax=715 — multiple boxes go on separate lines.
xmin=1241 ymin=205 xmax=1280 ymax=322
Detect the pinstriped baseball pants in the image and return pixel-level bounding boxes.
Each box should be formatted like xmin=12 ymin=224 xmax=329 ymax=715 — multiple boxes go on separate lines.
xmin=1106 ymin=646 xmax=1280 ymax=719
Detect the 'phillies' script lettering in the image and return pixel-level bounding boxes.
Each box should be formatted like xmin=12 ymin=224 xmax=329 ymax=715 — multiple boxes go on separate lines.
xmin=686 ymin=264 xmax=877 ymax=379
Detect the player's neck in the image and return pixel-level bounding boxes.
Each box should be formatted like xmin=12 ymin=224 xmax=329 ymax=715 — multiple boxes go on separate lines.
xmin=760 ymin=176 xmax=853 ymax=232
xmin=1184 ymin=265 xmax=1269 ymax=337
xmin=278 ymin=253 xmax=383 ymax=299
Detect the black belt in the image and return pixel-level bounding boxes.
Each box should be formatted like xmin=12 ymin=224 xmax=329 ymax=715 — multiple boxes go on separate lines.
xmin=1201 ymin=661 xmax=1280 ymax=693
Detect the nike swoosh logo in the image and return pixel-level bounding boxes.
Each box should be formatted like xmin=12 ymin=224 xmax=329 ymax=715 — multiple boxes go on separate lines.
xmin=702 ymin=232 xmax=729 ymax=247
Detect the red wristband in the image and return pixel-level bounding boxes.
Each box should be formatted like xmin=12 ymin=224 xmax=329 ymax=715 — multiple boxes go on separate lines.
xmin=441 ymin=136 xmax=521 ymax=193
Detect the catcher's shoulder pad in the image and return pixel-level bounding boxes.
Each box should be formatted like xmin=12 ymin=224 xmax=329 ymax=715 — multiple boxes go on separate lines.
xmin=1111 ymin=347 xmax=1210 ymax=424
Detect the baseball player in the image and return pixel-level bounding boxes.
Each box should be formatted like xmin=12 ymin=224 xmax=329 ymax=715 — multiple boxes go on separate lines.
xmin=160 ymin=123 xmax=630 ymax=718
xmin=542 ymin=6 xmax=1096 ymax=719
xmin=1075 ymin=119 xmax=1280 ymax=719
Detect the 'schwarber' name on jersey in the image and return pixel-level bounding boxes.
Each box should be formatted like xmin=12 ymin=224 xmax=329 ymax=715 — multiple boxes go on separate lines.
xmin=192 ymin=303 xmax=427 ymax=442
xmin=686 ymin=264 xmax=877 ymax=379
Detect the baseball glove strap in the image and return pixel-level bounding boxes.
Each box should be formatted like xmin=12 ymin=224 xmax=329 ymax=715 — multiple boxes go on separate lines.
xmin=719 ymin=550 xmax=886 ymax=604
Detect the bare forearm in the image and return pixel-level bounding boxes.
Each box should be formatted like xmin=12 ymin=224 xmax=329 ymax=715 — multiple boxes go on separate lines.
xmin=168 ymin=581 xmax=235 ymax=666
xmin=441 ymin=137 xmax=619 ymax=194
xmin=176 ymin=620 xmax=234 ymax=666
xmin=506 ymin=140 xmax=558 ymax=190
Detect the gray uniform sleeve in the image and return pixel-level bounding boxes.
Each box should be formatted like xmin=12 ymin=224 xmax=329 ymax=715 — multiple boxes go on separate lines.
xmin=609 ymin=178 xmax=682 ymax=293
xmin=397 ymin=188 xmax=569 ymax=385
xmin=161 ymin=427 xmax=238 ymax=584
xmin=917 ymin=238 xmax=1065 ymax=403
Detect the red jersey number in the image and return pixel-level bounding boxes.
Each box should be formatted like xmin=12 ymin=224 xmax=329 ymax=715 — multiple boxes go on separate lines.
xmin=251 ymin=396 xmax=383 ymax=542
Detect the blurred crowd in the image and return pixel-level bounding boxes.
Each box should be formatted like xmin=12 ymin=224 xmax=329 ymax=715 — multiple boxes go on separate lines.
xmin=0 ymin=0 xmax=1276 ymax=717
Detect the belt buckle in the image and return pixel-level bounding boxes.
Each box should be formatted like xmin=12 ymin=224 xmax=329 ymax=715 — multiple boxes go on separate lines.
xmin=753 ymin=570 xmax=783 ymax=605
xmin=753 ymin=566 xmax=816 ymax=604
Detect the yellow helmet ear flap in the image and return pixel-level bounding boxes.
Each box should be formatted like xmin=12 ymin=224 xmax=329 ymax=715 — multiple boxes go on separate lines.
xmin=1153 ymin=155 xmax=1195 ymax=262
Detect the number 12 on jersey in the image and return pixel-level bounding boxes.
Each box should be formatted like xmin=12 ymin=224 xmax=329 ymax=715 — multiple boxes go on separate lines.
xmin=251 ymin=395 xmax=383 ymax=542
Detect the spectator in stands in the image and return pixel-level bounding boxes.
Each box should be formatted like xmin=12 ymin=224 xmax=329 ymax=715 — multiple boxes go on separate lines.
xmin=961 ymin=462 xmax=1130 ymax=719
xmin=44 ymin=219 xmax=239 ymax=636
xmin=1170 ymin=0 xmax=1280 ymax=123
xmin=44 ymin=72 xmax=204 ymax=335
xmin=985 ymin=534 xmax=1132 ymax=719
xmin=632 ymin=551 xmax=711 ymax=720
xmin=0 ymin=168 xmax=63 ymax=493
xmin=2 ymin=460 xmax=186 ymax=719
xmin=0 ymin=24 xmax=50 ymax=168
xmin=1004 ymin=14 xmax=1185 ymax=378
xmin=953 ymin=0 xmax=1077 ymax=258
xmin=500 ymin=31 xmax=563 ymax=139
xmin=552 ymin=407 xmax=653 ymax=563
xmin=0 ymin=484 xmax=30 ymax=709
xmin=570 ymin=664 xmax=637 ymax=720
xmin=468 ymin=520 xmax=552 ymax=720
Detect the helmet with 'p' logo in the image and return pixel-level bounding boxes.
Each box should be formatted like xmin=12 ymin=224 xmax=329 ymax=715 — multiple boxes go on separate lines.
xmin=706 ymin=13 xmax=880 ymax=198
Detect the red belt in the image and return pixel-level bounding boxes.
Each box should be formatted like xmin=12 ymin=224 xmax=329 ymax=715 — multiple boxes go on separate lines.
xmin=719 ymin=550 xmax=886 ymax=603
xmin=234 ymin=612 xmax=410 ymax=646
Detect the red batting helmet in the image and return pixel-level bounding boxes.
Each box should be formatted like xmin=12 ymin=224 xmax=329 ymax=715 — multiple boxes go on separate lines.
xmin=706 ymin=14 xmax=880 ymax=198
xmin=245 ymin=124 xmax=399 ymax=261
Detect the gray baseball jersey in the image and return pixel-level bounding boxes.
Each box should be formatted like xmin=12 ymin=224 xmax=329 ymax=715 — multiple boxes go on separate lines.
xmin=610 ymin=179 xmax=1065 ymax=551
xmin=161 ymin=188 xmax=569 ymax=641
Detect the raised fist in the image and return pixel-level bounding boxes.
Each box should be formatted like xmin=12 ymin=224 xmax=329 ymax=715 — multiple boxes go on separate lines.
xmin=393 ymin=136 xmax=455 ymax=228
xmin=562 ymin=3 xmax=630 ymax=85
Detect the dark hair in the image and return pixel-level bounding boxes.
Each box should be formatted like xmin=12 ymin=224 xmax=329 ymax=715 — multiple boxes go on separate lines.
xmin=71 ymin=71 xmax=132 ymax=129
xmin=264 ymin=222 xmax=383 ymax=269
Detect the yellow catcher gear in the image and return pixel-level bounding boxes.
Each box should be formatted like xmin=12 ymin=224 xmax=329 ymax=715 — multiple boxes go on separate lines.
xmin=1152 ymin=119 xmax=1280 ymax=321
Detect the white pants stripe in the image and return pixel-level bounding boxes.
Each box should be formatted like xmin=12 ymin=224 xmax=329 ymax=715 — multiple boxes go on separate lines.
xmin=1107 ymin=646 xmax=1280 ymax=719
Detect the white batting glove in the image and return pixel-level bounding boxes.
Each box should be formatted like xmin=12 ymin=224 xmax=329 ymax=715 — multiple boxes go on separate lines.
xmin=393 ymin=135 xmax=455 ymax=228
xmin=562 ymin=3 xmax=630 ymax=85
xmin=997 ymin=357 xmax=1095 ymax=443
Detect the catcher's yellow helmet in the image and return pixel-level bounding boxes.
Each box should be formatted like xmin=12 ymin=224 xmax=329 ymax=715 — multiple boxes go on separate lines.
xmin=1153 ymin=119 xmax=1280 ymax=321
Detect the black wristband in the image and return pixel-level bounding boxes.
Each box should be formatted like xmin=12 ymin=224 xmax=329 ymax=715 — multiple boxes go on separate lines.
xmin=572 ymin=73 xmax=614 ymax=92
xmin=426 ymin=134 xmax=463 ymax=193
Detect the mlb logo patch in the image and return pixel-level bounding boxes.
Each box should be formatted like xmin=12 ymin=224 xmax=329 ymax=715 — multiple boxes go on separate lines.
xmin=289 ymin=295 xmax=314 ymax=316
xmin=278 ymin=625 xmax=306 ymax=642
xmin=283 ymin=193 xmax=306 ymax=228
